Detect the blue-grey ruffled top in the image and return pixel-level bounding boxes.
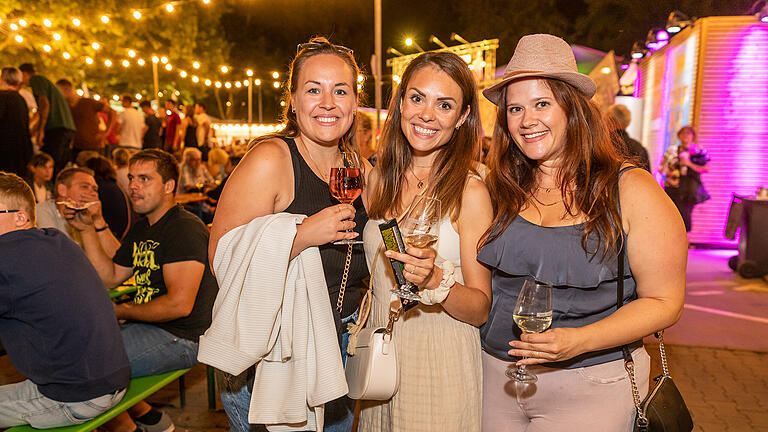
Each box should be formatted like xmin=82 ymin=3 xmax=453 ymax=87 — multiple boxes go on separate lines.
xmin=477 ymin=216 xmax=641 ymax=369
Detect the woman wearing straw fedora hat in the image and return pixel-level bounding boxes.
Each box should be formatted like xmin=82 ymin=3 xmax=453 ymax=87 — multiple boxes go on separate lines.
xmin=477 ymin=34 xmax=687 ymax=430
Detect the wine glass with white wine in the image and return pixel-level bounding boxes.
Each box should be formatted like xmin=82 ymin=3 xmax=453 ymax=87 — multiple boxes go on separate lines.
xmin=507 ymin=280 xmax=553 ymax=383
xmin=392 ymin=195 xmax=441 ymax=301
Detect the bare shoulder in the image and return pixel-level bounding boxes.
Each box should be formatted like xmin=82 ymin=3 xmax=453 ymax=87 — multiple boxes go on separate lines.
xmin=459 ymin=174 xmax=493 ymax=225
xmin=618 ymin=165 xmax=680 ymax=232
xmin=210 ymin=137 xmax=293 ymax=245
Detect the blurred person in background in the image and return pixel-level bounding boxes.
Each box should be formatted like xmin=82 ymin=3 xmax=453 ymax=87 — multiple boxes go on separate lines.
xmin=606 ymin=104 xmax=650 ymax=172
xmin=0 ymin=67 xmax=33 ymax=176
xmin=356 ymin=112 xmax=376 ymax=165
xmin=56 ymin=79 xmax=115 ymax=160
xmin=660 ymin=125 xmax=710 ymax=234
xmin=139 ymin=100 xmax=163 ymax=149
xmin=117 ymin=94 xmax=145 ymax=151
xmin=19 ymin=63 xmax=75 ymax=176
xmin=194 ymin=102 xmax=211 ymax=159
xmin=178 ymin=105 xmax=198 ymax=154
xmin=207 ymin=146 xmax=230 ymax=181
xmin=85 ymin=156 xmax=132 ymax=240
xmin=112 ymin=147 xmax=132 ymax=193
xmin=24 ymin=152 xmax=55 ymax=203
xmin=162 ymin=99 xmax=182 ymax=153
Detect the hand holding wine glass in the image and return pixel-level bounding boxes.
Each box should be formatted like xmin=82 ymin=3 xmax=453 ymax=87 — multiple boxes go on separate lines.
xmin=329 ymin=152 xmax=364 ymax=245
xmin=507 ymin=280 xmax=553 ymax=383
xmin=392 ymin=195 xmax=441 ymax=301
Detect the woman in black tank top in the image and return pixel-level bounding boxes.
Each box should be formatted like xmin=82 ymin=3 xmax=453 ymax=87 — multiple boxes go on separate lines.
xmin=207 ymin=38 xmax=369 ymax=432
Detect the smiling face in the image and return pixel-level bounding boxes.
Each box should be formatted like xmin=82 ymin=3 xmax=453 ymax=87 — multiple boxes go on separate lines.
xmin=292 ymin=54 xmax=357 ymax=147
xmin=504 ymin=78 xmax=568 ymax=164
xmin=399 ymin=65 xmax=469 ymax=156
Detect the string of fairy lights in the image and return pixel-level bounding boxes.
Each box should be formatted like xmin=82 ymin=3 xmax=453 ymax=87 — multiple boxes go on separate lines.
xmin=0 ymin=1 xmax=290 ymax=99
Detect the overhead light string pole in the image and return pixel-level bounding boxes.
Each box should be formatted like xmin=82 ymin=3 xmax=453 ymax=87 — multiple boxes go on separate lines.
xmin=152 ymin=56 xmax=160 ymax=107
xmin=246 ymin=69 xmax=253 ymax=123
xmin=374 ymin=0 xmax=382 ymax=133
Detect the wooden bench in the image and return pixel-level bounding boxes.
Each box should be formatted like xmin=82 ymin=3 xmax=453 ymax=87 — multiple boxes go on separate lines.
xmin=5 ymin=368 xmax=190 ymax=432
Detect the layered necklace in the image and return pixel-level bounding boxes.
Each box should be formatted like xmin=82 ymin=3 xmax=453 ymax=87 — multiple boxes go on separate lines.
xmin=530 ymin=183 xmax=563 ymax=207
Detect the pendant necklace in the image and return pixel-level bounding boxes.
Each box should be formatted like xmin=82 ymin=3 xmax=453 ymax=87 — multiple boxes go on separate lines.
xmin=410 ymin=166 xmax=430 ymax=189
xmin=298 ymin=136 xmax=332 ymax=183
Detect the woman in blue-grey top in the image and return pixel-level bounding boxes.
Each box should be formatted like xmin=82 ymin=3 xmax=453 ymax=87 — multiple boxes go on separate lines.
xmin=478 ymin=34 xmax=687 ymax=431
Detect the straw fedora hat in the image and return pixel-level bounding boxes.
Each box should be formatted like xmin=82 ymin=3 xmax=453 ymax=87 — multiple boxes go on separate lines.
xmin=483 ymin=34 xmax=596 ymax=105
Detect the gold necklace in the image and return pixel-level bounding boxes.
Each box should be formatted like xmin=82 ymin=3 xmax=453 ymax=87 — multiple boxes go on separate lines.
xmin=535 ymin=186 xmax=558 ymax=194
xmin=298 ymin=137 xmax=332 ymax=183
xmin=530 ymin=192 xmax=563 ymax=207
xmin=410 ymin=166 xmax=429 ymax=189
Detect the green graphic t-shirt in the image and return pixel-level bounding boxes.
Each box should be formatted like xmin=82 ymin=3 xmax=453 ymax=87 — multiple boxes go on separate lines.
xmin=113 ymin=205 xmax=218 ymax=342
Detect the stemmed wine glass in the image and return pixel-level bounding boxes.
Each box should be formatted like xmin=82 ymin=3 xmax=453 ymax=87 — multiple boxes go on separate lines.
xmin=392 ymin=195 xmax=441 ymax=301
xmin=506 ymin=280 xmax=553 ymax=383
xmin=329 ymin=151 xmax=364 ymax=245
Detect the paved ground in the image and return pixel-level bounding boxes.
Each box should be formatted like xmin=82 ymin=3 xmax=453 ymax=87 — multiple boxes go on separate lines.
xmin=2 ymin=249 xmax=767 ymax=431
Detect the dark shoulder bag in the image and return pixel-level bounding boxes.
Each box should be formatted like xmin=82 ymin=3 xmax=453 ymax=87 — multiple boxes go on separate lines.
xmin=617 ymin=245 xmax=694 ymax=432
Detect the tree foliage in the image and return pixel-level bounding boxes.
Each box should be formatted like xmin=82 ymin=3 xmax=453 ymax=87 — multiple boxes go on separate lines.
xmin=0 ymin=0 xmax=230 ymax=104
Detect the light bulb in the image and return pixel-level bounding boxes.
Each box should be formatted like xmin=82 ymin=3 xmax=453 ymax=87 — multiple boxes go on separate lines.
xmin=43 ymin=44 xmax=52 ymax=52
xmin=133 ymin=10 xmax=142 ymax=19
xmin=128 ymin=50 xmax=136 ymax=58
xmin=165 ymin=3 xmax=174 ymax=13
xmin=72 ymin=18 xmax=81 ymax=26
xmin=43 ymin=19 xmax=52 ymax=27
xmin=92 ymin=42 xmax=100 ymax=50
xmin=101 ymin=16 xmax=109 ymax=24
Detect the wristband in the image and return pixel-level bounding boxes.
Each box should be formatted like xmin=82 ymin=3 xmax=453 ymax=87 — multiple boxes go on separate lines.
xmin=95 ymin=225 xmax=109 ymax=232
xmin=419 ymin=260 xmax=455 ymax=305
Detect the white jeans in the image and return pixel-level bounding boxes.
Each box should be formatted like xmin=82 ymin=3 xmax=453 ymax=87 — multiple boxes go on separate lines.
xmin=0 ymin=379 xmax=126 ymax=428
xmin=482 ymin=348 xmax=650 ymax=432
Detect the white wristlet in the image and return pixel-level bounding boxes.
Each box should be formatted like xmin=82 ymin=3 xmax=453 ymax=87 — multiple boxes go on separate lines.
xmin=420 ymin=260 xmax=455 ymax=305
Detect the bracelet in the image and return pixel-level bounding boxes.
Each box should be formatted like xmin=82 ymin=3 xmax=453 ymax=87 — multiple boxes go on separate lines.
xmin=94 ymin=225 xmax=108 ymax=232
xmin=420 ymin=260 xmax=455 ymax=305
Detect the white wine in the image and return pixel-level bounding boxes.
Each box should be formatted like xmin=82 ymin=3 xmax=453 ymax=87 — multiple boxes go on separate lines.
xmin=404 ymin=233 xmax=438 ymax=248
xmin=513 ymin=313 xmax=552 ymax=334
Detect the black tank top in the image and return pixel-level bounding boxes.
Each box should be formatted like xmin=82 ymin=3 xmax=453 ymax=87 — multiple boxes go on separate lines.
xmin=282 ymin=137 xmax=369 ymax=320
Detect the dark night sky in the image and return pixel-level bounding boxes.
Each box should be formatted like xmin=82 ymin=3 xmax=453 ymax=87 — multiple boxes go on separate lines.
xmin=217 ymin=0 xmax=758 ymax=120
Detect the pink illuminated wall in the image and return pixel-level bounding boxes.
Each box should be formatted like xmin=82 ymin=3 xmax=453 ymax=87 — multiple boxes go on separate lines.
xmin=639 ymin=17 xmax=768 ymax=246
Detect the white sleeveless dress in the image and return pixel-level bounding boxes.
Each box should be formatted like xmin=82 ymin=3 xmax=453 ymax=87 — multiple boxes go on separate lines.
xmin=357 ymin=217 xmax=482 ymax=432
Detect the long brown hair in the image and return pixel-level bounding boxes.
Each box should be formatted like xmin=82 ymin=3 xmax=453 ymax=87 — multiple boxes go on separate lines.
xmin=483 ymin=78 xmax=624 ymax=260
xmin=250 ymin=36 xmax=363 ymax=152
xmin=368 ymin=52 xmax=481 ymax=221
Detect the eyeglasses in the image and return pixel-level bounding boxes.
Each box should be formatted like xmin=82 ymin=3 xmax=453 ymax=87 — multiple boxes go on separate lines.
xmin=0 ymin=209 xmax=20 ymax=214
xmin=297 ymin=42 xmax=354 ymax=55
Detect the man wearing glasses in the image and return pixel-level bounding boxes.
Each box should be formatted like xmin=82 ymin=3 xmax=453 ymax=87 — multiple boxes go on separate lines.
xmin=0 ymin=171 xmax=130 ymax=429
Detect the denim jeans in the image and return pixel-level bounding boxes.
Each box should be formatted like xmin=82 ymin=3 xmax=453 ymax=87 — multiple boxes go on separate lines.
xmin=217 ymin=312 xmax=358 ymax=432
xmin=120 ymin=322 xmax=199 ymax=378
xmin=0 ymin=379 xmax=125 ymax=428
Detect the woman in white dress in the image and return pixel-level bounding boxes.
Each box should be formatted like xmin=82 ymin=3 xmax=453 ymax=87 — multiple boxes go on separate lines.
xmin=359 ymin=51 xmax=493 ymax=431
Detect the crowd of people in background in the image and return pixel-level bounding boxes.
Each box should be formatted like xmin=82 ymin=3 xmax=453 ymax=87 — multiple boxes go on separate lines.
xmin=0 ymin=32 xmax=698 ymax=432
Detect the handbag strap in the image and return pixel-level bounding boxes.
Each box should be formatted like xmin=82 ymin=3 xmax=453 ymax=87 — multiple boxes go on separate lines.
xmin=335 ymin=244 xmax=354 ymax=313
xmin=346 ymin=245 xmax=402 ymax=355
xmin=616 ymin=189 xmax=672 ymax=431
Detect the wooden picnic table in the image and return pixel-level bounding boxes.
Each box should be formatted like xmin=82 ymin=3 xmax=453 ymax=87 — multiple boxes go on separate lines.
xmin=175 ymin=192 xmax=208 ymax=205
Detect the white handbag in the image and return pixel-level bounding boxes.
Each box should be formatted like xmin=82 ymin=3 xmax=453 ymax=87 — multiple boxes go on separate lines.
xmin=345 ymin=324 xmax=399 ymax=399
xmin=344 ymin=246 xmax=401 ymax=400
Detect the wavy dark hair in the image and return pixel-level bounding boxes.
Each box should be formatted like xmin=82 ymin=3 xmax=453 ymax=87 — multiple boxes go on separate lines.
xmin=249 ymin=36 xmax=363 ymax=153
xmin=368 ymin=51 xmax=481 ymax=222
xmin=482 ymin=78 xmax=624 ymax=260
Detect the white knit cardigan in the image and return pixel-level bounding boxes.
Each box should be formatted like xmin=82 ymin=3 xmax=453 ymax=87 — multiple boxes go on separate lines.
xmin=198 ymin=213 xmax=347 ymax=431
